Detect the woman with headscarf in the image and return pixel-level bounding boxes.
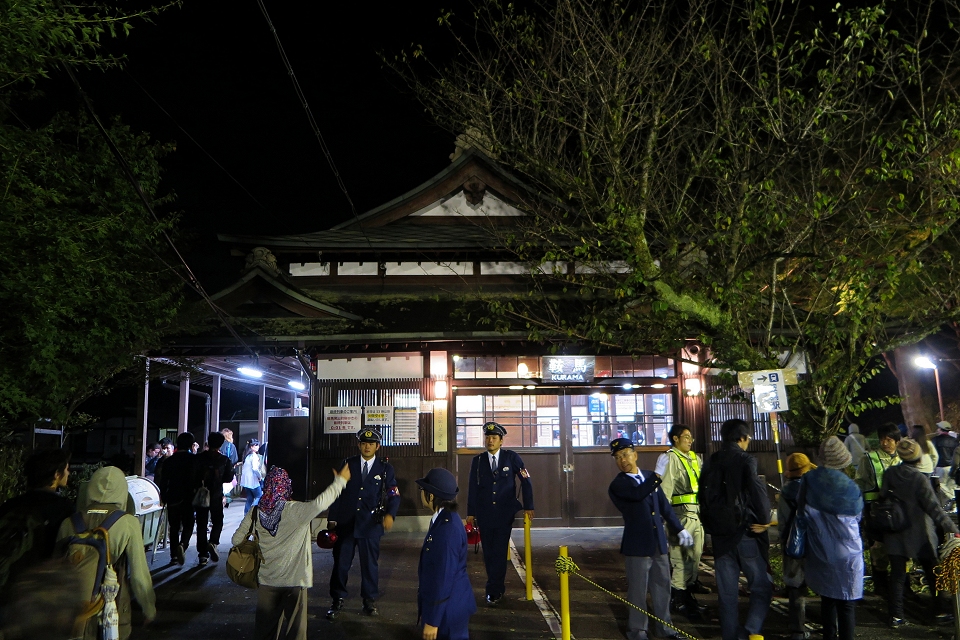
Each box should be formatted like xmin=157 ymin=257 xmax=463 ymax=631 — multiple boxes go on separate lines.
xmin=232 ymin=464 xmax=349 ymax=640
xmin=778 ymin=453 xmax=816 ymax=640
xmin=416 ymin=468 xmax=477 ymax=640
xmin=802 ymin=437 xmax=863 ymax=640
xmin=881 ymin=438 xmax=958 ymax=627
xmin=240 ymin=439 xmax=266 ymax=514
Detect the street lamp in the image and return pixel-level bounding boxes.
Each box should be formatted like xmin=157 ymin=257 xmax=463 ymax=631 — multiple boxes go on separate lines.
xmin=915 ymin=356 xmax=945 ymax=422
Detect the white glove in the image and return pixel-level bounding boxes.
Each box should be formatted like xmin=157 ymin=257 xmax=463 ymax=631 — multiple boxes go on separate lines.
xmin=678 ymin=529 xmax=694 ymax=547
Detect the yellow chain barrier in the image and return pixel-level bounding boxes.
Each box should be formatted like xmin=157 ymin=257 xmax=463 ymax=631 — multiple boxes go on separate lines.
xmin=555 ymin=555 xmax=701 ymax=640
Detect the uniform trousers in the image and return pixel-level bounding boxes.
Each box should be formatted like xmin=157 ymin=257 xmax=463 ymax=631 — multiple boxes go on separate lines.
xmin=625 ymin=554 xmax=672 ymax=640
xmin=479 ymin=523 xmax=512 ymax=598
xmin=195 ymin=500 xmax=224 ymax=558
xmin=329 ymin=530 xmax=382 ymax=601
xmin=255 ymin=585 xmax=307 ymax=640
xmin=166 ymin=502 xmax=194 ymax=550
xmin=668 ymin=510 xmax=703 ymax=590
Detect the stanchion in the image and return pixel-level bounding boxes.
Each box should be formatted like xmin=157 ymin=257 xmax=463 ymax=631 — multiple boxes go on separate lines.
xmin=560 ymin=545 xmax=571 ymax=640
xmin=770 ymin=412 xmax=784 ymax=487
xmin=524 ymin=512 xmax=533 ymax=601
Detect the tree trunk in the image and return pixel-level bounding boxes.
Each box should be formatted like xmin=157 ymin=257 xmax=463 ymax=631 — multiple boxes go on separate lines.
xmin=894 ymin=344 xmax=937 ymax=428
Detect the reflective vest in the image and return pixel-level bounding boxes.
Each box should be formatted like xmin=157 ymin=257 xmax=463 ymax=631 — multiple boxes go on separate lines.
xmin=669 ymin=448 xmax=700 ymax=505
xmin=864 ymin=451 xmax=892 ymax=502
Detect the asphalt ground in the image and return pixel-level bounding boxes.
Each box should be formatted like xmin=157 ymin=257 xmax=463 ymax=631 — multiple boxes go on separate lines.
xmin=137 ymin=509 xmax=960 ymax=640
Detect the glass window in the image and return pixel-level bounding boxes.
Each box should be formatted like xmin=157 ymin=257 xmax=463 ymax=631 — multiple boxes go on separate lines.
xmin=476 ymin=357 xmax=498 ymax=379
xmin=612 ymin=356 xmax=634 ymax=377
xmin=454 ymin=356 xmax=476 ymax=379
xmin=594 ymin=356 xmax=612 ymax=378
xmin=633 ymin=355 xmax=655 ymax=377
xmin=497 ymin=356 xmax=520 ymax=378
xmin=455 ymin=393 xmax=557 ymax=447
xmin=654 ymin=356 xmax=676 ymax=378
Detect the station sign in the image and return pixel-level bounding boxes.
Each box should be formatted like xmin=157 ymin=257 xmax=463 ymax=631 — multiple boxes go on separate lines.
xmin=541 ymin=356 xmax=596 ymax=383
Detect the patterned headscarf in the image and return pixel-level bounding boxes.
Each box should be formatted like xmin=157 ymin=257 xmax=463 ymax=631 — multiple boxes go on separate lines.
xmin=258 ymin=466 xmax=292 ymax=536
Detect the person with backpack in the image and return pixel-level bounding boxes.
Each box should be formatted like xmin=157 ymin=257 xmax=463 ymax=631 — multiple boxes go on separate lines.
xmin=194 ymin=432 xmax=234 ymax=566
xmin=777 ymin=453 xmax=815 ymax=640
xmin=802 ymin=437 xmax=863 ymax=640
xmin=0 ymin=449 xmax=74 ymax=593
xmin=854 ymin=423 xmax=900 ymax=589
xmin=608 ymin=437 xmax=693 ymax=640
xmin=154 ymin=432 xmax=200 ymax=566
xmin=697 ymin=418 xmax=772 ymax=640
xmin=843 ymin=424 xmax=868 ymax=470
xmin=880 ymin=438 xmax=958 ymax=627
xmin=57 ymin=466 xmax=155 ymax=640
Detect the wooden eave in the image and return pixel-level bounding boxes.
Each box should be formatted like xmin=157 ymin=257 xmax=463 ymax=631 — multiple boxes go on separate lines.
xmin=210 ymin=267 xmax=362 ymax=321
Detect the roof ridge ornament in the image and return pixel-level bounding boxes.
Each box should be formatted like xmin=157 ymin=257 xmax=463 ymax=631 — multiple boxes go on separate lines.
xmin=244 ymin=246 xmax=281 ymax=277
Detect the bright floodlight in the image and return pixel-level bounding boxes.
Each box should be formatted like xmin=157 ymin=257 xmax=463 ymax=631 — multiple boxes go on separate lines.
xmin=237 ymin=367 xmax=263 ymax=378
xmin=915 ymin=356 xmax=938 ymax=369
xmin=288 ymin=380 xmax=306 ymax=390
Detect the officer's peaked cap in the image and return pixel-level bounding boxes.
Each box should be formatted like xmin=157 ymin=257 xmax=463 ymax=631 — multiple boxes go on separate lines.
xmin=483 ymin=421 xmax=507 ymax=437
xmin=609 ymin=438 xmax=634 ymax=456
xmin=357 ymin=428 xmax=381 ymax=443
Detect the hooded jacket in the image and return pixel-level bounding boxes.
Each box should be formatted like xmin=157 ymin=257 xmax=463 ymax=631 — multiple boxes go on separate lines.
xmin=802 ymin=467 xmax=864 ymax=600
xmin=57 ymin=467 xmax=156 ymax=640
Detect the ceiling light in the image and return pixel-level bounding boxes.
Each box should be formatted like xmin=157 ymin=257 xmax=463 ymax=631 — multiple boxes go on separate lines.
xmin=651 ymin=383 xmax=665 ymax=389
xmin=288 ymin=380 xmax=306 ymax=390
xmin=915 ymin=356 xmax=937 ymax=369
xmin=237 ymin=367 xmax=263 ymax=378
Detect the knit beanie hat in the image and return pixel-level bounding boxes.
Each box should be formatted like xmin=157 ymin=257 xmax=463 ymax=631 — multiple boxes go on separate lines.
xmin=819 ymin=436 xmax=853 ymax=469
xmin=785 ymin=453 xmax=816 ymax=478
xmin=896 ymin=438 xmax=923 ymax=463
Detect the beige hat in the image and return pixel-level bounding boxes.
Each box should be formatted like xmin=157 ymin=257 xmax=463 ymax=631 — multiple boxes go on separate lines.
xmin=896 ymin=438 xmax=923 ymax=463
xmin=819 ymin=436 xmax=853 ymax=469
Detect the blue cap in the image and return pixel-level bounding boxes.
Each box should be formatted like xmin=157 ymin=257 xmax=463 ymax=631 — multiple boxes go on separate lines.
xmin=483 ymin=422 xmax=507 ymax=437
xmin=357 ymin=428 xmax=381 ymax=443
xmin=416 ymin=468 xmax=459 ymax=501
xmin=610 ymin=438 xmax=634 ymax=456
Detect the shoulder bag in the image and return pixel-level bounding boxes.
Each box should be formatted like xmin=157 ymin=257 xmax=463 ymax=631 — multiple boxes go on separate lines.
xmin=783 ymin=479 xmax=808 ymax=559
xmin=226 ymin=507 xmax=262 ymax=588
xmin=867 ymin=492 xmax=909 ymax=532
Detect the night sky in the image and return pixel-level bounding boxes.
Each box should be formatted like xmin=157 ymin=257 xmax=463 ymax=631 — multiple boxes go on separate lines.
xmin=38 ymin=1 xmax=472 ymax=285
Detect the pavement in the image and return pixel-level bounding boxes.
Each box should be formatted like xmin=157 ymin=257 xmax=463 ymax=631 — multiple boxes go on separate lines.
xmin=137 ymin=508 xmax=959 ymax=640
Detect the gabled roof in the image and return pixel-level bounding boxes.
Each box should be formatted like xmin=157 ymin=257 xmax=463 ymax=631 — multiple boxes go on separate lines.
xmin=210 ymin=266 xmax=362 ymax=320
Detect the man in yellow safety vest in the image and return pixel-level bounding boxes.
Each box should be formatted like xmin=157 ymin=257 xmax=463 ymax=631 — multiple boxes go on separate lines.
xmin=854 ymin=422 xmax=901 ymax=589
xmin=656 ymin=423 xmax=708 ymax=619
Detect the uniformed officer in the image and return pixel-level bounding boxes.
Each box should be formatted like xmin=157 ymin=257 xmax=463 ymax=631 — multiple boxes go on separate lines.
xmin=326 ymin=428 xmax=401 ymax=618
xmin=466 ymin=421 xmax=535 ymax=605
xmin=609 ymin=437 xmax=694 ymax=640
xmin=656 ymin=424 xmax=708 ymax=618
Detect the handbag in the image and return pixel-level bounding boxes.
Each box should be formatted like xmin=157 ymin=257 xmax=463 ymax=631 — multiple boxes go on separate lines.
xmin=226 ymin=507 xmax=262 ymax=588
xmin=867 ymin=493 xmax=909 ymax=532
xmin=783 ymin=479 xmax=808 ymax=559
xmin=192 ymin=486 xmax=211 ymax=508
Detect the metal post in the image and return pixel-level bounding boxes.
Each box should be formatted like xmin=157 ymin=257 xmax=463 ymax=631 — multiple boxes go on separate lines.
xmin=770 ymin=412 xmax=784 ymax=487
xmin=560 ymin=545 xmax=571 ymax=640
xmin=954 ymin=591 xmax=960 ymax=640
xmin=935 ymin=367 xmax=945 ymax=423
xmin=524 ymin=513 xmax=533 ymax=601
xmin=177 ymin=372 xmax=190 ymax=435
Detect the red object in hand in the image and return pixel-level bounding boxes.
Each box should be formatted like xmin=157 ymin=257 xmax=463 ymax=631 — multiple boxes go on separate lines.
xmin=316 ymin=529 xmax=338 ymax=549
xmin=465 ymin=522 xmax=481 ymax=545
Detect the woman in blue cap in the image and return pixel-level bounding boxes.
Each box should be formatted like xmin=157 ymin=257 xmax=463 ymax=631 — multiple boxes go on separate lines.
xmin=416 ymin=468 xmax=477 ymax=640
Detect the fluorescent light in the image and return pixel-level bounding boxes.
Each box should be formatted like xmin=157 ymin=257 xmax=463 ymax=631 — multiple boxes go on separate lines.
xmin=288 ymin=380 xmax=306 ymax=390
xmin=237 ymin=367 xmax=263 ymax=378
xmin=651 ymin=383 xmax=666 ymax=389
xmin=915 ymin=356 xmax=938 ymax=369
xmin=435 ymin=380 xmax=448 ymax=399
xmin=525 ymin=385 xmax=536 ymax=390
xmin=509 ymin=385 xmax=524 ymax=390
xmin=623 ymin=383 xmax=633 ymax=390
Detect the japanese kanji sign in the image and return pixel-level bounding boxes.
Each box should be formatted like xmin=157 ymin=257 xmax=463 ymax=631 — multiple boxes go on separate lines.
xmin=541 ymin=356 xmax=596 ymax=383
xmin=747 ymin=369 xmax=790 ymax=413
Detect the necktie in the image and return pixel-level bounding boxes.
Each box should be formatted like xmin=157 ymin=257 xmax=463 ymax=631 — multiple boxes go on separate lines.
xmin=491 ymin=455 xmax=497 ymax=473
xmin=363 ymin=461 xmax=369 ymax=480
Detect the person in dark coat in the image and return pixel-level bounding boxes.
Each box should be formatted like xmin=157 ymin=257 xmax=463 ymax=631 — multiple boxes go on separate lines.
xmin=804 ymin=437 xmax=863 ymax=640
xmin=608 ymin=438 xmax=692 ymax=640
xmin=326 ymin=428 xmax=401 ymax=618
xmin=193 ymin=432 xmax=234 ymax=566
xmin=154 ymin=431 xmax=200 ymax=566
xmin=416 ymin=468 xmax=477 ymax=640
xmin=777 ymin=453 xmax=816 ymax=640
xmin=881 ymin=438 xmax=959 ymax=627
xmin=698 ymin=419 xmax=772 ymax=640
xmin=466 ymin=421 xmax=535 ymax=605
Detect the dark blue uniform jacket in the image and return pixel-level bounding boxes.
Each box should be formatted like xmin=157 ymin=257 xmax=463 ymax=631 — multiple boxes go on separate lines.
xmin=608 ymin=469 xmax=684 ymax=557
xmin=418 ymin=509 xmax=477 ymax=637
xmin=328 ymin=455 xmax=400 ymax=539
xmin=467 ymin=449 xmax=534 ymax=527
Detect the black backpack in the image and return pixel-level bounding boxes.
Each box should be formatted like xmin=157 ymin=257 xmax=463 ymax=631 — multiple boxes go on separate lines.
xmin=698 ymin=455 xmax=746 ymax=536
xmin=0 ymin=509 xmax=48 ymax=591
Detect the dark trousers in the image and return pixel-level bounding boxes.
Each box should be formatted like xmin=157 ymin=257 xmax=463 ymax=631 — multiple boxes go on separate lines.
xmin=195 ymin=499 xmax=224 ymax=558
xmin=786 ymin=586 xmax=806 ymax=636
xmin=167 ymin=502 xmax=195 ymax=550
xmin=625 ymin=554 xmax=672 ymax=640
xmin=480 ymin=524 xmax=512 ymax=598
xmin=255 ymin=585 xmax=307 ymax=640
xmin=889 ymin=554 xmax=945 ymax=618
xmin=820 ymin=596 xmax=856 ymax=640
xmin=329 ymin=530 xmax=382 ymax=601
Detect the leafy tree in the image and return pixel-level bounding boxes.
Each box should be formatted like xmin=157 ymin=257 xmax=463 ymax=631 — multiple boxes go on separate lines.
xmin=394 ymin=0 xmax=960 ymax=442
xmin=0 ymin=1 xmax=182 ymax=434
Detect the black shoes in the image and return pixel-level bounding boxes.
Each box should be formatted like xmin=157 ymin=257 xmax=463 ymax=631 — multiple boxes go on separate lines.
xmin=690 ymin=580 xmax=712 ymax=594
xmin=486 ymin=594 xmax=502 ymax=606
xmin=172 ymin=544 xmax=185 ymax=566
xmin=889 ymin=617 xmax=908 ymax=628
xmin=209 ymin=546 xmax=220 ymax=562
xmin=363 ymin=599 xmax=379 ymax=616
xmin=326 ymin=598 xmax=345 ymax=620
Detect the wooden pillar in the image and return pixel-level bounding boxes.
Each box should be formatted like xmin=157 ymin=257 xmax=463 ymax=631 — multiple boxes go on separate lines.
xmin=135 ymin=358 xmax=150 ymax=475
xmin=210 ymin=374 xmax=222 ymax=437
xmin=178 ymin=372 xmax=190 ymax=435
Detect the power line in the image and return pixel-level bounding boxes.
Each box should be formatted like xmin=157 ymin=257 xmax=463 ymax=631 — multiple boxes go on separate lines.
xmin=256 ymin=0 xmax=373 ymax=248
xmin=124 ymin=69 xmax=273 ymax=214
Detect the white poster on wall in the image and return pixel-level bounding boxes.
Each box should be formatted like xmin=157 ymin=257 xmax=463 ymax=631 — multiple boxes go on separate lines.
xmin=364 ymin=406 xmax=394 ymax=426
xmin=323 ymin=406 xmax=362 ymax=434
xmin=393 ymin=408 xmax=420 ymax=444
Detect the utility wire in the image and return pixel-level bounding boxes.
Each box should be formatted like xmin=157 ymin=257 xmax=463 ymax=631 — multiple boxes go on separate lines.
xmin=256 ymin=0 xmax=374 ymax=249
xmin=61 ymin=61 xmax=259 ymax=358
xmin=124 ymin=69 xmax=273 ymax=214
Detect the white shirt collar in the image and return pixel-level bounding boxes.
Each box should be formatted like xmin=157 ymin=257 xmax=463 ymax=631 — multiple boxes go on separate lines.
xmin=628 ymin=469 xmax=646 ymax=483
xmin=431 ymin=508 xmax=443 ymax=525
xmin=361 ymin=455 xmax=377 ymax=468
xmin=488 ymin=450 xmax=501 ymax=464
